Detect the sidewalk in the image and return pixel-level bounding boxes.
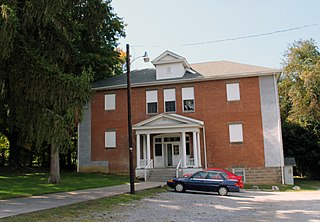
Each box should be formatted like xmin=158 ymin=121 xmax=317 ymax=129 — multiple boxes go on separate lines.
xmin=0 ymin=181 xmax=165 ymax=219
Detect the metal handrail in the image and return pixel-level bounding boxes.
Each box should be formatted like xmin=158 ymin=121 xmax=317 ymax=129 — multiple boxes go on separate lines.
xmin=176 ymin=159 xmax=182 ymax=178
xmin=144 ymin=159 xmax=153 ymax=181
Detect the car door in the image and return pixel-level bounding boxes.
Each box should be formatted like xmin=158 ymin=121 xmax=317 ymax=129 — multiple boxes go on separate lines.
xmin=184 ymin=171 xmax=208 ymax=191
xmin=203 ymin=171 xmax=223 ymax=192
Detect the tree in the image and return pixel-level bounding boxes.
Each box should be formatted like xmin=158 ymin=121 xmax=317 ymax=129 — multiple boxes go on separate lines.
xmin=0 ymin=0 xmax=124 ymax=183
xmin=279 ymin=39 xmax=320 ymax=179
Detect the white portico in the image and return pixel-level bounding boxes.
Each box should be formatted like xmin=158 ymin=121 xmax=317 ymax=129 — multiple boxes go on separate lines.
xmin=133 ymin=113 xmax=205 ymax=179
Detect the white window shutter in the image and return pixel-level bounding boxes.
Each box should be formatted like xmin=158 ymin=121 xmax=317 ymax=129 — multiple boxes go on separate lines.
xmin=182 ymin=87 xmax=194 ymax=100
xmin=229 ymin=124 xmax=243 ymax=143
xmin=226 ymin=83 xmax=240 ymax=101
xmin=105 ymin=94 xmax=116 ymax=110
xmin=164 ymin=89 xmax=176 ymax=101
xmin=146 ymin=90 xmax=158 ymax=102
xmin=105 ymin=131 xmax=116 ymax=148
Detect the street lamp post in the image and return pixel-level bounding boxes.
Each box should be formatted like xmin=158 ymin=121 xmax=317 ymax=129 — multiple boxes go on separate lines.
xmin=126 ymin=44 xmax=149 ymax=194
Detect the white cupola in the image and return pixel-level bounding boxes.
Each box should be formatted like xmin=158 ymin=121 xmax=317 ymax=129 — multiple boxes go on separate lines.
xmin=151 ymin=50 xmax=191 ymax=80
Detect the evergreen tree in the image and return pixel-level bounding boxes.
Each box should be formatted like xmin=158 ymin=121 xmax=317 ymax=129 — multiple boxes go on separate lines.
xmin=0 ymin=0 xmax=124 ymax=183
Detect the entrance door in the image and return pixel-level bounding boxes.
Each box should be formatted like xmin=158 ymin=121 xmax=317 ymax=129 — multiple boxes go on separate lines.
xmin=167 ymin=144 xmax=173 ymax=166
xmin=172 ymin=144 xmax=180 ymax=166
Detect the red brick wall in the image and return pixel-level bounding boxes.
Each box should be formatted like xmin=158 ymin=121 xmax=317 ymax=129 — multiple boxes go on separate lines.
xmin=90 ymin=77 xmax=265 ymax=173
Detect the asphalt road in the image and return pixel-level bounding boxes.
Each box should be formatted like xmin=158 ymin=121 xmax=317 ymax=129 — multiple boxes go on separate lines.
xmin=92 ymin=189 xmax=320 ymax=222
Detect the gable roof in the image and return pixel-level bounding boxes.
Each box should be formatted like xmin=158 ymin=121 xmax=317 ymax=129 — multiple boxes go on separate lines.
xmin=151 ymin=50 xmax=190 ymax=68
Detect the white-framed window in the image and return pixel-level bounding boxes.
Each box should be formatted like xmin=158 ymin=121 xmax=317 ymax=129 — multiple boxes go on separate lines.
xmin=146 ymin=90 xmax=158 ymax=114
xmin=229 ymin=123 xmax=243 ymax=143
xmin=164 ymin=88 xmax=176 ymax=112
xmin=233 ymin=168 xmax=246 ymax=182
xmin=105 ymin=130 xmax=116 ymax=148
xmin=226 ymin=83 xmax=240 ymax=101
xmin=182 ymin=87 xmax=195 ymax=112
xmin=105 ymin=94 xmax=116 ymax=110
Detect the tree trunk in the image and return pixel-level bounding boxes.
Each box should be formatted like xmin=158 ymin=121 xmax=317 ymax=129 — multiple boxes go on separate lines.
xmin=8 ymin=132 xmax=21 ymax=169
xmin=48 ymin=143 xmax=60 ymax=184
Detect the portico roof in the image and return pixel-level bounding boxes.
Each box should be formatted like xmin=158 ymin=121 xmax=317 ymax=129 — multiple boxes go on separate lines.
xmin=133 ymin=113 xmax=204 ymax=133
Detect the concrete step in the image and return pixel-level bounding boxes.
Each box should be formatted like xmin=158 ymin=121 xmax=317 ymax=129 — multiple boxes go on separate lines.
xmin=148 ymin=169 xmax=176 ymax=182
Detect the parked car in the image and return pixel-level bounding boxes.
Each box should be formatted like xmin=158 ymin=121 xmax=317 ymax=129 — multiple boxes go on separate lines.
xmin=207 ymin=168 xmax=244 ymax=189
xmin=183 ymin=168 xmax=244 ymax=189
xmin=167 ymin=170 xmax=240 ymax=196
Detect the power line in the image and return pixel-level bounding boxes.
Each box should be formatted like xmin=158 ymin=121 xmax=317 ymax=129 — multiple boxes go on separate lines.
xmin=182 ymin=23 xmax=319 ymax=46
xmin=132 ymin=23 xmax=319 ymax=48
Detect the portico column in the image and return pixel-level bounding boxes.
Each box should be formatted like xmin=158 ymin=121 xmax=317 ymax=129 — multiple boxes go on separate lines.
xmin=182 ymin=132 xmax=187 ymax=168
xmin=197 ymin=132 xmax=202 ymax=167
xmin=146 ymin=133 xmax=151 ymax=163
xmin=143 ymin=135 xmax=147 ymax=166
xmin=193 ymin=131 xmax=199 ymax=167
xmin=136 ymin=134 xmax=141 ymax=169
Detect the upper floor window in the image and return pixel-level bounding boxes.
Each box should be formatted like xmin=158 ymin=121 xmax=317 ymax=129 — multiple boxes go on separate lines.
xmin=105 ymin=93 xmax=116 ymax=110
xmin=182 ymin=87 xmax=195 ymax=112
xmin=164 ymin=88 xmax=176 ymax=112
xmin=146 ymin=90 xmax=158 ymax=114
xmin=226 ymin=83 xmax=240 ymax=101
xmin=229 ymin=123 xmax=243 ymax=143
xmin=105 ymin=130 xmax=116 ymax=148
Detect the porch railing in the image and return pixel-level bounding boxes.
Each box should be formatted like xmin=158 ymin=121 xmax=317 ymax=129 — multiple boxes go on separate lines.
xmin=187 ymin=158 xmax=194 ymax=167
xmin=144 ymin=159 xmax=153 ymax=181
xmin=176 ymin=159 xmax=182 ymax=178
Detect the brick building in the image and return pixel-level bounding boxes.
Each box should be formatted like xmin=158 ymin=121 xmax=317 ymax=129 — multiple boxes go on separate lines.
xmin=78 ymin=51 xmax=285 ymax=184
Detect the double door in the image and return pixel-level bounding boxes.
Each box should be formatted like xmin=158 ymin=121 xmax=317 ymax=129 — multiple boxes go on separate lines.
xmin=154 ymin=142 xmax=180 ymax=168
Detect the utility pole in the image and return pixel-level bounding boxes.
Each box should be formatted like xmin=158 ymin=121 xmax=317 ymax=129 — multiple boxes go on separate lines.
xmin=126 ymin=43 xmax=135 ymax=194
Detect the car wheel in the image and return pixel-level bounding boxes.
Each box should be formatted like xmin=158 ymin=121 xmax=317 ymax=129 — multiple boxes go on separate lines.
xmin=218 ymin=186 xmax=228 ymax=196
xmin=174 ymin=183 xmax=185 ymax=192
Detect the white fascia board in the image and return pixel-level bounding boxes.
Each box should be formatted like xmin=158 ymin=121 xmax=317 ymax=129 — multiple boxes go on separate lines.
xmin=133 ymin=113 xmax=202 ymax=127
xmin=134 ymin=126 xmax=201 ymax=135
xmin=169 ymin=114 xmax=204 ymax=125
xmin=92 ymin=70 xmax=281 ymax=92
xmin=133 ymin=124 xmax=202 ymax=130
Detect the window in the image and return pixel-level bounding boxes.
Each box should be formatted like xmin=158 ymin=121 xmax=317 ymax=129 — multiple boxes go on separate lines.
xmin=191 ymin=171 xmax=207 ymax=179
xmin=233 ymin=168 xmax=246 ymax=182
xmin=173 ymin=145 xmax=179 ymax=155
xmin=226 ymin=83 xmax=240 ymax=101
xmin=105 ymin=94 xmax=116 ymax=110
xmin=186 ymin=135 xmax=190 ymax=155
xmin=146 ymin=90 xmax=158 ymax=114
xmin=182 ymin=87 xmax=195 ymax=112
xmin=155 ymin=144 xmax=162 ymax=156
xmin=164 ymin=88 xmax=176 ymax=112
xmin=229 ymin=123 xmax=243 ymax=143
xmin=105 ymin=130 xmax=116 ymax=148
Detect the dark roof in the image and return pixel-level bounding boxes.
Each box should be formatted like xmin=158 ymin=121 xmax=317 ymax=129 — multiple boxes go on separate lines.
xmin=92 ymin=68 xmax=203 ymax=89
xmin=284 ymin=158 xmax=296 ymax=166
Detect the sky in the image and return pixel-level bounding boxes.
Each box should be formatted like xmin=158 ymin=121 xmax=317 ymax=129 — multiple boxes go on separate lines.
xmin=111 ymin=0 xmax=320 ymax=70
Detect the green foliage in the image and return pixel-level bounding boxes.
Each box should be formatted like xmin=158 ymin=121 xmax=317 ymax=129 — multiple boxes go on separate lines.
xmin=280 ymin=39 xmax=320 ymax=179
xmin=0 ymin=0 xmax=125 ymax=170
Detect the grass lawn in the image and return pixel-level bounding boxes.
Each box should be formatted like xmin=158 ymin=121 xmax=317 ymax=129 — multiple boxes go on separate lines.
xmin=0 ymin=187 xmax=166 ymax=222
xmin=244 ymin=178 xmax=320 ymax=191
xmin=0 ymin=168 xmax=129 ymax=199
